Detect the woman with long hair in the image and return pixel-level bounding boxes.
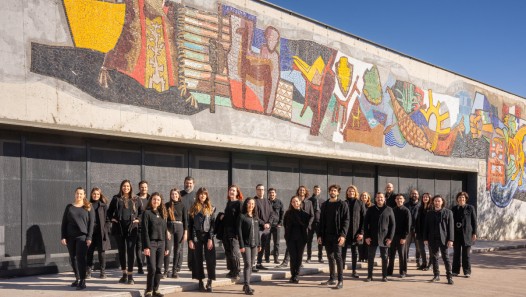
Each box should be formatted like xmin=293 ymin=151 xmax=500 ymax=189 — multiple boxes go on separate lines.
xmin=358 ymin=192 xmax=372 ymax=262
xmin=61 ymin=187 xmax=95 ymax=290
xmin=283 ymin=195 xmax=310 ymax=284
xmin=163 ymin=188 xmax=187 ymax=278
xmin=451 ymin=191 xmax=477 ymax=278
xmin=416 ymin=192 xmax=432 ymax=270
xmin=86 ymin=187 xmax=111 ymax=279
xmin=223 ymin=185 xmax=244 ymax=280
xmin=188 ymin=187 xmax=217 ymax=292
xmin=142 ymin=192 xmax=170 ymax=297
xmin=237 ymin=197 xmax=260 ymax=295
xmin=342 ymin=185 xmax=366 ymax=278
xmin=107 ymin=180 xmax=143 ymax=284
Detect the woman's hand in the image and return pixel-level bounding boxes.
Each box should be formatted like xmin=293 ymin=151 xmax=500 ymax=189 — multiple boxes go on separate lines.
xmin=188 ymin=240 xmax=195 ymax=250
xmin=258 ymin=246 xmax=262 ymax=252
xmin=86 ymin=240 xmax=92 ymax=247
xmin=61 ymin=239 xmax=67 ymax=246
xmin=183 ymin=231 xmax=188 ymax=242
xmin=207 ymin=239 xmax=213 ymax=250
xmin=240 ymin=247 xmax=245 ymax=253
xmin=164 ymin=249 xmax=170 ymax=256
xmin=144 ymin=248 xmax=151 ymax=256
xmin=133 ymin=219 xmax=139 ymax=224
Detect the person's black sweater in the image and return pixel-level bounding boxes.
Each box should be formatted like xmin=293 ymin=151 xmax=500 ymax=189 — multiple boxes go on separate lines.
xmin=393 ymin=205 xmax=411 ymax=240
xmin=283 ymin=208 xmax=310 ymax=242
xmin=61 ymin=204 xmax=95 ymax=240
xmin=181 ymin=189 xmax=195 ymax=214
xmin=255 ymin=197 xmax=276 ymax=230
xmin=308 ymin=194 xmax=323 ymax=223
xmin=404 ymin=200 xmax=420 ymax=232
xmin=319 ymin=198 xmax=350 ymax=241
xmin=237 ymin=213 xmax=260 ymax=248
xmin=223 ymin=199 xmax=242 ymax=237
xmin=166 ymin=200 xmax=188 ymax=230
xmin=269 ymin=198 xmax=284 ymax=227
xmin=141 ymin=209 xmax=168 ymax=249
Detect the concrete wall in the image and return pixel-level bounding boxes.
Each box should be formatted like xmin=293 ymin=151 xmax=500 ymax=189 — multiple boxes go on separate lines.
xmin=0 ymin=0 xmax=525 ymax=239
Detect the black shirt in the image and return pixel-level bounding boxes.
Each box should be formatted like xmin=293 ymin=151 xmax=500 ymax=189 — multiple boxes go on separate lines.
xmin=61 ymin=204 xmax=95 ymax=240
xmin=141 ymin=209 xmax=167 ymax=248
xmin=322 ymin=200 xmax=340 ymax=237
xmin=166 ymin=200 xmax=188 ymax=230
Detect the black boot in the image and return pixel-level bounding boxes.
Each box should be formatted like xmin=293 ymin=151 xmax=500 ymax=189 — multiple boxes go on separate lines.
xmin=127 ymin=274 xmax=135 ymax=285
xmin=243 ymin=284 xmax=254 ymax=295
xmin=153 ymin=290 xmax=165 ymax=297
xmin=71 ymin=279 xmax=79 ymax=287
xmin=206 ymin=279 xmax=213 ymax=292
xmin=198 ymin=280 xmax=206 ymax=292
xmin=334 ymin=281 xmax=343 ymax=289
xmin=118 ymin=273 xmax=127 ymax=283
xmin=351 ymin=270 xmax=359 ymax=278
xmin=76 ymin=279 xmax=86 ymax=290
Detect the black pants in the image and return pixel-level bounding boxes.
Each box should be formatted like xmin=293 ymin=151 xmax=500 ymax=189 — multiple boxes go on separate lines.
xmin=257 ymin=230 xmax=271 ymax=265
xmin=192 ymin=236 xmax=216 ymax=280
xmin=269 ymin=226 xmax=281 ymax=261
xmin=324 ymin=239 xmax=344 ymax=281
xmin=417 ymin=237 xmax=428 ymax=265
xmin=429 ymin=240 xmax=452 ymax=277
xmin=306 ymin=223 xmax=322 ymax=260
xmin=146 ymin=240 xmax=164 ymax=292
xmin=367 ymin=245 xmax=388 ymax=278
xmin=223 ymin=235 xmax=241 ymax=274
xmin=116 ymin=232 xmax=137 ymax=272
xmin=342 ymin=242 xmax=359 ymax=271
xmin=359 ymin=243 xmax=368 ymax=261
xmin=452 ymin=243 xmax=471 ymax=275
xmin=136 ymin=229 xmax=145 ymax=271
xmin=86 ymin=229 xmax=106 ymax=270
xmin=67 ymin=235 xmax=88 ymax=280
xmin=387 ymin=240 xmax=407 ymax=275
xmin=164 ymin=223 xmax=184 ymax=273
xmin=241 ymin=246 xmax=257 ymax=286
xmin=287 ymin=239 xmax=306 ymax=278
xmin=186 ymin=241 xmax=194 ymax=271
xmin=406 ymin=231 xmax=421 ymax=264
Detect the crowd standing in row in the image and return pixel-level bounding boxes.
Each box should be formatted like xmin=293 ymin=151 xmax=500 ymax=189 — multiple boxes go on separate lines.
xmin=60 ymin=178 xmax=477 ymax=295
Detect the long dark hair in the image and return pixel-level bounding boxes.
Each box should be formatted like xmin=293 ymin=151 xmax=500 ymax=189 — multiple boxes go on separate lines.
xmin=90 ymin=187 xmax=108 ymax=204
xmin=167 ymin=188 xmax=181 ymax=221
xmin=190 ymin=187 xmax=213 ymax=217
xmin=147 ymin=192 xmax=168 ymax=219
xmin=286 ymin=195 xmax=301 ymax=212
xmin=242 ymin=197 xmax=258 ymax=217
xmin=118 ymin=179 xmax=135 ymax=211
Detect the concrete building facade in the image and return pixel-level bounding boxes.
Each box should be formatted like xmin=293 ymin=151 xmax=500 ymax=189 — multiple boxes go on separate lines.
xmin=0 ymin=0 xmax=524 ymax=276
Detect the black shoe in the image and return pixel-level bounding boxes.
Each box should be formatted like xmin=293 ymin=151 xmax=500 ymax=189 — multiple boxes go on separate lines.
xmin=127 ymin=274 xmax=135 ymax=285
xmin=430 ymin=276 xmax=440 ymax=282
xmin=256 ymin=264 xmax=268 ymax=270
xmin=198 ymin=280 xmax=206 ymax=292
xmin=416 ymin=265 xmax=424 ymax=270
xmin=86 ymin=267 xmax=92 ymax=279
xmin=351 ymin=271 xmax=359 ymax=278
xmin=447 ymin=278 xmax=454 ymax=285
xmin=153 ymin=290 xmax=165 ymax=297
xmin=252 ymin=267 xmax=259 ymax=273
xmin=76 ymin=279 xmax=86 ymax=290
xmin=206 ymin=279 xmax=213 ymax=292
xmin=334 ymin=281 xmax=343 ymax=289
xmin=289 ymin=277 xmax=295 ymax=283
xmin=138 ymin=267 xmax=145 ymax=275
xmin=365 ymin=277 xmax=373 ymax=282
xmin=100 ymin=270 xmax=107 ymax=279
xmin=320 ymin=279 xmax=336 ymax=285
xmin=422 ymin=267 xmax=429 ymax=271
xmin=382 ymin=277 xmax=388 ymax=282
xmin=276 ymin=262 xmax=288 ymax=268
xmin=265 ymin=259 xmax=270 ymax=263
xmin=306 ymin=258 xmax=311 ymax=263
xmin=118 ymin=274 xmax=127 ymax=283
xmin=243 ymin=285 xmax=255 ymax=295
xmin=171 ymin=272 xmax=178 ymax=279
xmin=318 ymin=258 xmax=324 ymax=263
xmin=386 ymin=272 xmax=393 ymax=276
xmin=226 ymin=271 xmax=234 ymax=278
xmin=71 ymin=279 xmax=79 ymax=287
xmin=274 ymin=259 xmax=280 ymax=264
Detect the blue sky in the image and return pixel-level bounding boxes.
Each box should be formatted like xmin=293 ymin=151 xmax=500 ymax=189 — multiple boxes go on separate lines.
xmin=262 ymin=0 xmax=526 ymax=98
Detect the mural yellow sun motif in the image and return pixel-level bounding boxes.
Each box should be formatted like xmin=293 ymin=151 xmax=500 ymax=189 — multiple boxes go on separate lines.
xmin=421 ymin=90 xmax=451 ymax=134
xmin=63 ymin=0 xmax=125 ymax=53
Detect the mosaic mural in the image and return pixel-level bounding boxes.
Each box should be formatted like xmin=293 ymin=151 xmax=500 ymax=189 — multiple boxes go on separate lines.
xmin=30 ymin=0 xmax=526 ymax=208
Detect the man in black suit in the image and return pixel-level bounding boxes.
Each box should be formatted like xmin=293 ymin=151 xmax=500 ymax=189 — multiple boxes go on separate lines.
xmin=451 ymin=192 xmax=477 ymax=278
xmin=424 ymin=195 xmax=454 ymax=285
xmin=387 ymin=194 xmax=411 ymax=278
xmin=364 ymin=192 xmax=395 ymax=282
xmin=181 ymin=176 xmax=195 ymax=272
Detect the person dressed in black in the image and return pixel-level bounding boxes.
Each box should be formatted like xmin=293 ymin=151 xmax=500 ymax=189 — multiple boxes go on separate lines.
xmin=254 ymin=184 xmax=276 ymax=271
xmin=164 ymin=188 xmax=187 ymax=278
xmin=424 ymin=195 xmax=454 ymax=285
xmin=364 ymin=192 xmax=395 ymax=282
xmin=268 ymin=188 xmax=284 ymax=264
xmin=181 ymin=176 xmax=196 ymax=271
xmin=222 ymin=185 xmax=244 ymax=280
xmin=86 ymin=187 xmax=111 ymax=279
xmin=404 ymin=189 xmax=421 ymax=269
xmin=358 ymin=192 xmax=373 ymax=262
xmin=61 ymin=187 xmax=95 ymax=290
xmin=318 ymin=184 xmax=349 ymax=290
xmin=188 ymin=187 xmax=217 ymax=292
xmin=136 ymin=180 xmax=151 ymax=275
xmin=416 ymin=192 xmax=432 ymax=271
xmin=307 ymin=185 xmax=324 ymax=263
xmin=107 ymin=180 xmax=143 ymax=284
xmin=452 ymin=191 xmax=477 ymax=278
xmin=387 ymin=194 xmax=411 ymax=278
xmin=342 ymin=185 xmax=365 ymax=278
xmin=237 ymin=197 xmax=261 ymax=295
xmin=284 ymin=195 xmax=311 ymax=284
xmin=385 ymin=183 xmax=396 ymax=208
xmin=277 ymin=186 xmax=313 ymax=268
xmin=142 ymin=192 xmax=169 ymax=297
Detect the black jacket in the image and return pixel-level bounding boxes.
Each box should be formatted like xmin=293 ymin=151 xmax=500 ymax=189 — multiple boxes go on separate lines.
xmin=188 ymin=207 xmax=216 ymax=242
xmin=269 ymin=198 xmax=284 ymax=227
xmin=392 ymin=205 xmax=411 ymax=240
xmin=451 ymin=204 xmax=477 ymax=246
xmin=364 ymin=205 xmax=395 ymax=247
xmin=308 ymin=194 xmax=323 ymax=223
xmin=141 ymin=209 xmax=168 ymax=250
xmin=385 ymin=192 xmax=397 ymax=208
xmin=223 ymin=200 xmax=242 ymax=238
xmin=92 ymin=201 xmax=111 ymax=251
xmin=423 ymin=208 xmax=454 ymax=245
xmin=345 ymin=198 xmax=366 ymax=244
xmin=107 ymin=195 xmax=143 ymax=236
xmin=301 ymin=198 xmax=315 ymax=231
xmin=283 ymin=209 xmax=310 ymax=242
xmin=237 ymin=213 xmax=260 ymax=248
xmin=415 ymin=206 xmax=430 ymax=240
xmin=255 ymin=197 xmax=277 ymax=230
xmin=404 ymin=200 xmax=421 ymax=232
xmin=319 ymin=199 xmax=350 ymax=240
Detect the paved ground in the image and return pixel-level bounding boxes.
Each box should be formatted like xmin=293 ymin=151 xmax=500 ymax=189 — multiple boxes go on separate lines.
xmin=170 ymin=248 xmax=526 ymax=297
xmin=1 ymin=239 xmax=525 ymax=297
